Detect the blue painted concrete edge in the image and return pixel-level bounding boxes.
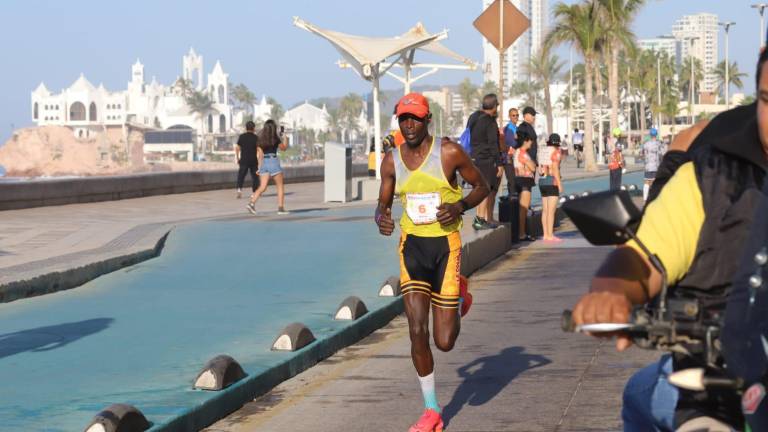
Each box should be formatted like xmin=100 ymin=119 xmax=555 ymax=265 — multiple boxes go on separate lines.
xmin=147 ymin=295 xmax=405 ymax=432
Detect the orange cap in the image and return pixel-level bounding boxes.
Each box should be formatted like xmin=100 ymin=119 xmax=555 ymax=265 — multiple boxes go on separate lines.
xmin=395 ymin=93 xmax=430 ymax=119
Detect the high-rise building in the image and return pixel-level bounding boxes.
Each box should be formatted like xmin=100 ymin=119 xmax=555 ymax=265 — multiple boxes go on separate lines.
xmin=482 ymin=0 xmax=549 ymax=95
xmin=671 ymin=13 xmax=719 ymax=94
xmin=638 ymin=37 xmax=681 ymax=64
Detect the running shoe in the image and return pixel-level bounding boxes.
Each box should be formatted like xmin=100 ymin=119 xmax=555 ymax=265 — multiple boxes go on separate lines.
xmin=472 ymin=216 xmax=488 ymax=230
xmin=246 ymin=202 xmax=257 ymax=215
xmin=236 ymin=189 xmax=242 ymax=199
xmin=277 ymin=207 xmax=290 ymax=215
xmin=408 ymin=409 xmax=444 ymax=432
xmin=459 ymin=275 xmax=472 ymax=317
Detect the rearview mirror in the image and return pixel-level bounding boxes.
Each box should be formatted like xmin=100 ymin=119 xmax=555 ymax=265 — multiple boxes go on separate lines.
xmin=561 ymin=191 xmax=641 ymax=246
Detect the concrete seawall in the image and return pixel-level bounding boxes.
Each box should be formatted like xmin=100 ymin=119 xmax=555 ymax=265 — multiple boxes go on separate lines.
xmin=0 ymin=163 xmax=368 ymax=210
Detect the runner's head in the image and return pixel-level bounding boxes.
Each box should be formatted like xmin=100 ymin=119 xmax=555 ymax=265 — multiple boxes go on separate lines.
xmin=396 ymin=93 xmax=432 ymax=148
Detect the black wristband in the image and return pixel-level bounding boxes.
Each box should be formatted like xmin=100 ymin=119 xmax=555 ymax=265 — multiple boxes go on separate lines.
xmin=458 ymin=199 xmax=469 ymax=214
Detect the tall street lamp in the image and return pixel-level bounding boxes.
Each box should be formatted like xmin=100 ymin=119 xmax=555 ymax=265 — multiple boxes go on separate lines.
xmin=752 ymin=3 xmax=768 ymax=47
xmin=719 ymin=21 xmax=735 ymax=108
xmin=686 ymin=36 xmax=700 ymax=125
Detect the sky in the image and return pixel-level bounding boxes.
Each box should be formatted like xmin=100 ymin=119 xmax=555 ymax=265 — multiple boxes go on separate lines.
xmin=0 ymin=0 xmax=762 ymax=143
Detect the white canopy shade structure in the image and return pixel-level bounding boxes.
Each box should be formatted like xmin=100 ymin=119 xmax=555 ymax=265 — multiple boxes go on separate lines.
xmin=293 ymin=17 xmax=465 ymax=179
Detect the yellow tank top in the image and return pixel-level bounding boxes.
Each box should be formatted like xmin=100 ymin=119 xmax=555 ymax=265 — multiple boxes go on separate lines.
xmin=394 ymin=137 xmax=463 ymax=237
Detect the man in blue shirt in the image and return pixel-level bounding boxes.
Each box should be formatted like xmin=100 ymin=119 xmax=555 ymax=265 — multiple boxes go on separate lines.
xmin=502 ymin=108 xmax=519 ymax=198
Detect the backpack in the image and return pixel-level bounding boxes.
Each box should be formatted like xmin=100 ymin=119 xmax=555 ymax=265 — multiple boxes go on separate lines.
xmin=459 ymin=112 xmax=480 ymax=154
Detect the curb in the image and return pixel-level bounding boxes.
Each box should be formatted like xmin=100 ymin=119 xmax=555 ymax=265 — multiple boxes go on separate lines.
xmin=0 ymin=232 xmax=169 ymax=303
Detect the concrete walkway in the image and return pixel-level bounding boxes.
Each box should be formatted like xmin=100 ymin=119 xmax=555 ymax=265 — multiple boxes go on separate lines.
xmin=0 ymin=161 xmax=635 ymax=299
xmin=205 ymin=226 xmax=659 ymax=432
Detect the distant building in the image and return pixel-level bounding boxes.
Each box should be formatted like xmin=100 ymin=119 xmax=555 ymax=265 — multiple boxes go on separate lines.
xmin=672 ymin=13 xmax=719 ymax=94
xmin=31 ymin=48 xmax=235 ymax=142
xmin=638 ymin=36 xmax=682 ymax=70
xmin=282 ymin=101 xmax=330 ymax=132
xmin=482 ymin=0 xmax=549 ymax=94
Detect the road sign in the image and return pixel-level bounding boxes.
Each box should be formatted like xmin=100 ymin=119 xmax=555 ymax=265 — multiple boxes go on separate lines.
xmin=473 ymin=0 xmax=530 ymax=51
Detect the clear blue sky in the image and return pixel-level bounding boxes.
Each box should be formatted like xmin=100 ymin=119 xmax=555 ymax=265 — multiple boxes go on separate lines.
xmin=0 ymin=0 xmax=761 ymax=143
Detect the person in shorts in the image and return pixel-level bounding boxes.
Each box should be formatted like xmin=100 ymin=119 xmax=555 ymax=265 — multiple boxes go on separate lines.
xmin=514 ymin=132 xmax=537 ymax=241
xmin=538 ymin=133 xmax=563 ymax=242
xmin=572 ymin=128 xmax=584 ymax=168
xmin=246 ymin=119 xmax=289 ymax=215
xmin=642 ymin=128 xmax=663 ymax=201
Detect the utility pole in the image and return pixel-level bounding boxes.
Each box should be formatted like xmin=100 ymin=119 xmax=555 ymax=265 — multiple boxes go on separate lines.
xmin=686 ymin=37 xmax=699 ymax=125
xmin=569 ymin=47 xmax=573 ymax=133
xmin=719 ymin=21 xmax=735 ymax=108
xmin=657 ymin=53 xmax=662 ymax=130
xmin=498 ymin=0 xmax=505 ymax=127
xmin=752 ymin=4 xmax=768 ymax=47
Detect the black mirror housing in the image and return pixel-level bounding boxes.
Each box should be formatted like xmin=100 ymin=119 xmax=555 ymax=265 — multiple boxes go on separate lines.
xmin=562 ymin=191 xmax=641 ymax=245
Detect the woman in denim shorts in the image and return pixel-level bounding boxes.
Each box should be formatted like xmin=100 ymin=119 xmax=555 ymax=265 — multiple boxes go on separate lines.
xmin=246 ymin=119 xmax=289 ymax=215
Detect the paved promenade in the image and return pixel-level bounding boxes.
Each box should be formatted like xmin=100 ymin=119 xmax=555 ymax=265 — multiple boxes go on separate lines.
xmin=205 ymin=226 xmax=658 ymax=432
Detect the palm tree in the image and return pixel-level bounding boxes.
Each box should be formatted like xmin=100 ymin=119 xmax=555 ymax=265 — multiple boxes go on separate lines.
xmin=596 ymin=0 xmax=643 ymax=133
xmin=714 ymin=60 xmax=747 ymax=103
xmin=326 ymin=107 xmax=343 ymax=142
xmin=186 ymin=90 xmax=216 ymax=155
xmin=681 ymin=57 xmax=704 ymax=117
xmin=546 ymin=1 xmax=605 ymax=171
xmin=339 ymin=93 xmax=364 ymax=143
xmin=480 ymin=80 xmax=499 ymax=98
xmin=509 ymin=80 xmax=543 ymax=109
xmin=231 ymin=83 xmax=256 ymax=113
xmin=458 ymin=78 xmax=479 ymax=116
xmin=526 ymin=48 xmax=565 ymax=135
xmin=267 ymin=97 xmax=284 ymax=122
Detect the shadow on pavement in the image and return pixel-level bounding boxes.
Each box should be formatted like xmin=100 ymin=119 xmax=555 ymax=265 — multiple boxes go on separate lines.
xmin=442 ymin=346 xmax=551 ymax=425
xmin=0 ymin=318 xmax=114 ymax=359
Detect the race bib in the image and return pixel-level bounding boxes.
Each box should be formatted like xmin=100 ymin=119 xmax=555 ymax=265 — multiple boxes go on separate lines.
xmin=405 ymin=192 xmax=441 ymax=225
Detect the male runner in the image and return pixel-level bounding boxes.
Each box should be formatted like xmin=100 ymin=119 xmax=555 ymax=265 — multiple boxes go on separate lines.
xmin=376 ymin=92 xmax=489 ymax=432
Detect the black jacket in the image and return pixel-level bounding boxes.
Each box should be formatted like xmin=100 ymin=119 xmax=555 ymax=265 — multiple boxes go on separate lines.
xmin=467 ymin=110 xmax=499 ymax=161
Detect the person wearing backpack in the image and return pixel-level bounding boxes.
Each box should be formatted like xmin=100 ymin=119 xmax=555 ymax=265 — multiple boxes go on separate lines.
xmin=465 ymin=94 xmax=504 ymax=230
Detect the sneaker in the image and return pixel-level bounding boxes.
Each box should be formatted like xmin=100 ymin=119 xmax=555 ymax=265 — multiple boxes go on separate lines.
xmin=277 ymin=207 xmax=290 ymax=215
xmin=236 ymin=189 xmax=242 ymax=199
xmin=409 ymin=409 xmax=444 ymax=432
xmin=459 ymin=275 xmax=472 ymax=317
xmin=246 ymin=202 xmax=257 ymax=215
xmin=472 ymin=216 xmax=488 ymax=230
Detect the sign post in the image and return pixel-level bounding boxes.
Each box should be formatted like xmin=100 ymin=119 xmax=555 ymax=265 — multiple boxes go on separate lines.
xmin=473 ymin=0 xmax=530 ymax=126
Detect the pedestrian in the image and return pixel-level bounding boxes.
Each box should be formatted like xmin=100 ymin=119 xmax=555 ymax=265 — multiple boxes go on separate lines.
xmin=608 ymin=128 xmax=625 ymax=191
xmin=235 ymin=120 xmax=259 ymax=199
xmin=375 ymin=92 xmax=489 ymax=432
xmin=642 ymin=128 xmax=663 ymax=201
xmin=538 ymin=133 xmax=563 ymax=242
xmin=466 ymin=93 xmax=504 ymax=229
xmin=368 ymin=138 xmax=377 ymax=177
xmin=246 ymin=119 xmax=289 ymax=215
xmin=516 ymin=106 xmax=539 ymax=165
xmin=572 ymin=128 xmax=584 ymax=167
xmin=502 ymin=108 xmax=519 ymax=198
xmin=514 ymin=132 xmax=537 ymax=241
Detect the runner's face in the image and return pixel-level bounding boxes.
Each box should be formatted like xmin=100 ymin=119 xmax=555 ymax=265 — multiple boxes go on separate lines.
xmin=398 ymin=113 xmax=430 ymax=147
xmin=509 ymin=111 xmax=519 ymax=122
xmin=758 ymin=63 xmax=768 ymax=156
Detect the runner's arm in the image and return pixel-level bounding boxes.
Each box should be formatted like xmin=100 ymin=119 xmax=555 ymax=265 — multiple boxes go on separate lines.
xmin=375 ymin=152 xmax=396 ymax=236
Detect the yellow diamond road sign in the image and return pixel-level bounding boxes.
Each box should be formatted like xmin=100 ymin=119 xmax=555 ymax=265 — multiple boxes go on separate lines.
xmin=473 ymin=0 xmax=531 ymax=52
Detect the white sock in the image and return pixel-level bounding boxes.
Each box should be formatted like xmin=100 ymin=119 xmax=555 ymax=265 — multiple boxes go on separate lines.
xmin=643 ymin=183 xmax=649 ymax=201
xmin=418 ymin=372 xmax=440 ymax=412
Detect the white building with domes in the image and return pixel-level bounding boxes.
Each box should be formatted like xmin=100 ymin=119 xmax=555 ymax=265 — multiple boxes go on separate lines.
xmin=30 ymin=48 xmax=236 ymax=144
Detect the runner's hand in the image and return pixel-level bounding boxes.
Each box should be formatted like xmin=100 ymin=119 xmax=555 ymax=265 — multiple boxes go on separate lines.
xmin=571 ymin=291 xmax=633 ymax=351
xmin=436 ymin=203 xmax=462 ymax=226
xmin=497 ymin=166 xmax=504 ymax=178
xmin=376 ymin=207 xmax=395 ymax=236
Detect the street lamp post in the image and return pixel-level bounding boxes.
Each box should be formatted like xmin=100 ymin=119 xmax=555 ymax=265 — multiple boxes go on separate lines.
xmin=719 ymin=21 xmax=735 ymax=108
xmin=686 ymin=37 xmax=700 ymax=125
xmin=752 ymin=3 xmax=768 ymax=47
xmin=657 ymin=53 xmax=662 ymax=130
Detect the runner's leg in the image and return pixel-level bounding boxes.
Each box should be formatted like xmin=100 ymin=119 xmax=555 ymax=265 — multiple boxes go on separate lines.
xmin=249 ymin=173 xmax=271 ymax=205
